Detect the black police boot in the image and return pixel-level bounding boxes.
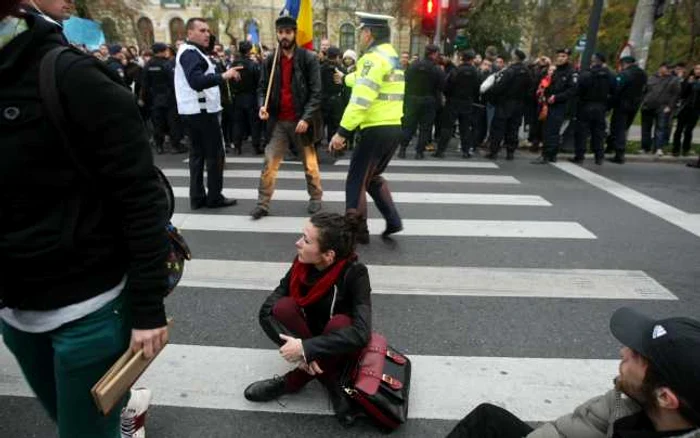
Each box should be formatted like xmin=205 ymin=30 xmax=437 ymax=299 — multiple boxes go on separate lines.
xmin=397 ymin=147 xmax=407 ymax=159
xmin=414 ymin=151 xmax=424 ymax=160
xmin=506 ymin=150 xmax=515 ymax=161
xmin=594 ymin=156 xmax=604 ymax=165
xmin=568 ymin=156 xmax=584 ymax=164
xmin=608 ymin=155 xmax=625 ymax=165
xmin=244 ymin=376 xmax=287 ymax=402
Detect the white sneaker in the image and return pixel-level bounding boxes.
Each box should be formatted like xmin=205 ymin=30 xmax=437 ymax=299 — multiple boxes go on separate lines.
xmin=656 ymin=149 xmax=664 ymax=157
xmin=121 ymin=387 xmax=152 ymax=438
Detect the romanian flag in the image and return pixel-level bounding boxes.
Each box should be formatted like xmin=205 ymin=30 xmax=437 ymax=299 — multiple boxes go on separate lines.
xmin=282 ymin=0 xmax=313 ymax=49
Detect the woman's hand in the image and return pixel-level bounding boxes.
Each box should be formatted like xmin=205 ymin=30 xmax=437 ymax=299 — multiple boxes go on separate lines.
xmin=279 ymin=334 xmax=304 ymax=363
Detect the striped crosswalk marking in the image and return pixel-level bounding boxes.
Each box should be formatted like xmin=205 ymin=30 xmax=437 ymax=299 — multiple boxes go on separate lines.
xmin=179 ymin=260 xmax=676 ymax=300
xmin=171 ymin=214 xmax=597 ymax=239
xmin=0 ymin=342 xmax=617 ymax=422
xmin=162 ymin=169 xmax=521 ymax=184
xmin=171 ymin=187 xmax=550 ymax=206
xmin=183 ymin=157 xmax=499 ymax=169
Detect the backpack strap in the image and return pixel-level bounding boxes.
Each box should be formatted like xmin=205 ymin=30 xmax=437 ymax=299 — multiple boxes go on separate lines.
xmin=39 ymin=45 xmax=93 ymax=181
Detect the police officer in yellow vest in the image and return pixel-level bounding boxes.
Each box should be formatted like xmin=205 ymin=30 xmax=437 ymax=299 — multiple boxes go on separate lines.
xmin=329 ymin=12 xmax=404 ymax=244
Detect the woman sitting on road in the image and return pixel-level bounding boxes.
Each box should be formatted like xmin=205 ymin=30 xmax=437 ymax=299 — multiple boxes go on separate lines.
xmin=244 ymin=212 xmax=371 ymax=427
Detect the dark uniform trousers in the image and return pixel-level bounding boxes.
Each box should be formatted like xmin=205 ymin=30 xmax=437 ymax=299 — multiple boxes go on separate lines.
xmin=543 ymin=103 xmax=568 ymax=159
xmin=446 ymin=403 xmax=534 ymax=438
xmin=346 ymin=126 xmax=402 ymax=230
xmin=184 ymin=112 xmax=225 ymax=206
xmin=437 ymin=99 xmax=474 ymax=154
xmin=574 ymin=102 xmax=607 ymax=160
xmin=151 ymin=105 xmax=183 ymax=150
xmin=672 ymin=106 xmax=700 ymax=155
xmin=607 ymin=108 xmax=634 ymax=156
xmin=473 ymin=103 xmax=488 ymax=146
xmin=489 ymin=100 xmax=524 ymax=154
xmin=233 ymin=93 xmax=262 ymax=153
xmin=402 ymin=95 xmax=437 ymax=153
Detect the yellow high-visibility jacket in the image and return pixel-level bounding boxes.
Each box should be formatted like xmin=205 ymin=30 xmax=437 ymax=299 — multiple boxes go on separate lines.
xmin=337 ymin=42 xmax=404 ymax=137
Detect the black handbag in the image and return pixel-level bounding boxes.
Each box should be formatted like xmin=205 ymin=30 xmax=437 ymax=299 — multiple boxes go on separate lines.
xmin=341 ymin=332 xmax=411 ymax=431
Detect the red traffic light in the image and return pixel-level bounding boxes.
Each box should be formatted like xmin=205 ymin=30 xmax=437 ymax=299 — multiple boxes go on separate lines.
xmin=426 ymin=0 xmax=434 ymax=15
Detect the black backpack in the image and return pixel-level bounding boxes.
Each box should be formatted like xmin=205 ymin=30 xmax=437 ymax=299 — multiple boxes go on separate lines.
xmin=39 ymin=46 xmax=191 ymax=296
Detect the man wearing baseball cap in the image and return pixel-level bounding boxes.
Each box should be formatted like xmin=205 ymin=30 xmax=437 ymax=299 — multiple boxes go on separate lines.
xmin=447 ymin=307 xmax=700 ymax=437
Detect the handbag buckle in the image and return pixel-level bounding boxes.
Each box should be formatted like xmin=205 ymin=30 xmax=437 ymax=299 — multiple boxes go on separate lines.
xmin=382 ymin=373 xmax=403 ymax=390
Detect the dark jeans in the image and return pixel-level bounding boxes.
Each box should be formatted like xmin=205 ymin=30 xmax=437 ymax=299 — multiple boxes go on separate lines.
xmin=575 ymin=103 xmax=607 ymax=160
xmin=641 ymin=108 xmax=670 ymax=152
xmin=268 ymin=297 xmax=358 ymax=392
xmin=151 ymin=105 xmax=183 ymax=149
xmin=437 ymin=100 xmax=474 ymax=154
xmin=672 ymin=107 xmax=700 ymax=154
xmin=489 ymin=100 xmax=524 ymax=154
xmin=232 ymin=94 xmax=261 ymax=153
xmin=346 ymin=125 xmax=402 ymax=229
xmin=183 ymin=112 xmax=225 ymax=206
xmin=446 ymin=403 xmax=534 ymax=438
xmin=402 ymin=95 xmax=437 ymax=153
xmin=543 ymin=104 xmax=567 ymax=159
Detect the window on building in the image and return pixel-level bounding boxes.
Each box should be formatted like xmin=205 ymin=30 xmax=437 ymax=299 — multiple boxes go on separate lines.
xmin=169 ymin=17 xmax=186 ymax=44
xmin=409 ymin=32 xmax=424 ymax=57
xmin=313 ymin=22 xmax=326 ymax=51
xmin=339 ymin=23 xmax=355 ymax=52
xmin=137 ymin=17 xmax=155 ymax=50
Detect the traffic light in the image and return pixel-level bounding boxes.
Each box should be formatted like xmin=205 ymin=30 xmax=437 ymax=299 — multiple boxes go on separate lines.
xmin=421 ymin=0 xmax=437 ymax=36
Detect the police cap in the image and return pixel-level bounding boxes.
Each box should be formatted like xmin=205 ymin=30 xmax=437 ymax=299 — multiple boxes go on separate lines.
xmin=276 ymin=11 xmax=297 ymax=29
xmin=356 ymin=11 xmax=393 ymax=29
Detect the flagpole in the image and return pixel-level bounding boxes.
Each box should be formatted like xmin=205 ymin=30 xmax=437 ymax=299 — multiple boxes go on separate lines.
xmin=263 ymin=43 xmax=280 ymax=110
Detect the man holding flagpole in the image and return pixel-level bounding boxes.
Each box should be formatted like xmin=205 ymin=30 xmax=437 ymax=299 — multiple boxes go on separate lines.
xmin=251 ymin=9 xmax=323 ymax=220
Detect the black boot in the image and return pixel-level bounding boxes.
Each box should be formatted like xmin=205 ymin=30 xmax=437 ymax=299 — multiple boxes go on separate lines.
xmin=244 ymin=376 xmax=287 ymax=402
xmin=397 ymin=147 xmax=407 ymax=159
xmin=506 ymin=150 xmax=515 ymax=161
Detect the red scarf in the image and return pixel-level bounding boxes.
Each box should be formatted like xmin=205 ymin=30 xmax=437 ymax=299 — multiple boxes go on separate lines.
xmin=289 ymin=255 xmax=355 ymax=307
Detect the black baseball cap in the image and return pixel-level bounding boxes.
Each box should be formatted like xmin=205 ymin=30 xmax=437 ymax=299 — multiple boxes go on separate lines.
xmin=610 ymin=307 xmax=700 ymax=413
xmin=151 ymin=42 xmax=168 ymax=54
xmin=275 ymin=11 xmax=297 ymax=29
xmin=556 ymin=48 xmax=572 ymax=56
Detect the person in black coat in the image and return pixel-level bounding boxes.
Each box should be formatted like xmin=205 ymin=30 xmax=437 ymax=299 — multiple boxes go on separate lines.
xmin=0 ymin=5 xmax=170 ymax=436
xmin=435 ymin=49 xmax=480 ymax=158
xmin=672 ymin=64 xmax=700 ymax=157
xmin=572 ymin=52 xmax=616 ymax=165
xmin=399 ymin=43 xmax=445 ymax=159
xmin=320 ymin=46 xmax=347 ymax=146
xmin=533 ymin=48 xmax=577 ymax=164
xmin=606 ymin=56 xmax=648 ymax=164
xmin=244 ymin=213 xmax=371 ymax=427
xmin=231 ymin=41 xmax=263 ymax=155
xmin=486 ymin=49 xmax=532 ymax=160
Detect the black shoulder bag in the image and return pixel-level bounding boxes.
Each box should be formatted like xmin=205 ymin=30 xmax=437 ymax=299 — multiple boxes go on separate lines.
xmin=39 ymin=46 xmax=191 ymax=296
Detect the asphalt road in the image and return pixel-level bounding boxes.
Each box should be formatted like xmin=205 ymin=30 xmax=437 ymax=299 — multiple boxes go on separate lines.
xmin=2 ymin=145 xmax=699 ymax=438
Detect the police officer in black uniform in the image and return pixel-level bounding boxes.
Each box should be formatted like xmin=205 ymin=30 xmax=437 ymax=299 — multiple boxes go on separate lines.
xmin=486 ymin=49 xmax=532 ymax=160
xmin=105 ymin=44 xmax=129 ymax=86
xmin=434 ymin=49 xmax=480 ymax=158
xmin=141 ymin=42 xmax=185 ymax=154
xmin=231 ymin=41 xmax=262 ymax=155
xmin=400 ymin=44 xmax=445 ymax=159
xmin=606 ymin=56 xmax=648 ymax=164
xmin=533 ymin=48 xmax=577 ymax=164
xmin=571 ymin=52 xmax=616 ymax=165
xmin=320 ymin=46 xmax=347 ymax=147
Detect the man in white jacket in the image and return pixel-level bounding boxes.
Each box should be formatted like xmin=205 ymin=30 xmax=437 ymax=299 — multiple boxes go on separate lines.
xmin=447 ymin=307 xmax=700 ymax=438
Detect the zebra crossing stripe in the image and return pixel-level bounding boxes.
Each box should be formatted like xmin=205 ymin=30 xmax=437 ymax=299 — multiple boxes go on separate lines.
xmin=0 ymin=342 xmax=618 ymax=422
xmin=179 ymin=259 xmax=676 ymax=300
xmin=170 ymin=187 xmax=551 ymax=206
xmin=171 ymin=214 xmax=597 ymax=239
xmin=162 ymin=169 xmax=520 ymax=184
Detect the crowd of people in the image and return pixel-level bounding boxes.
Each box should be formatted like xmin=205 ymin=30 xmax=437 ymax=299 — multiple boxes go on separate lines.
xmin=2 ymin=0 xmax=700 ymax=438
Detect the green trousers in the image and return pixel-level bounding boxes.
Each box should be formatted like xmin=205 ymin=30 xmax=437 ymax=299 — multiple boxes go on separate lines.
xmin=3 ymin=294 xmax=131 ymax=438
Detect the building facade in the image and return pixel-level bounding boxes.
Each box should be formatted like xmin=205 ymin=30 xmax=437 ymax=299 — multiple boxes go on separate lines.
xmin=95 ymin=0 xmax=430 ymax=55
